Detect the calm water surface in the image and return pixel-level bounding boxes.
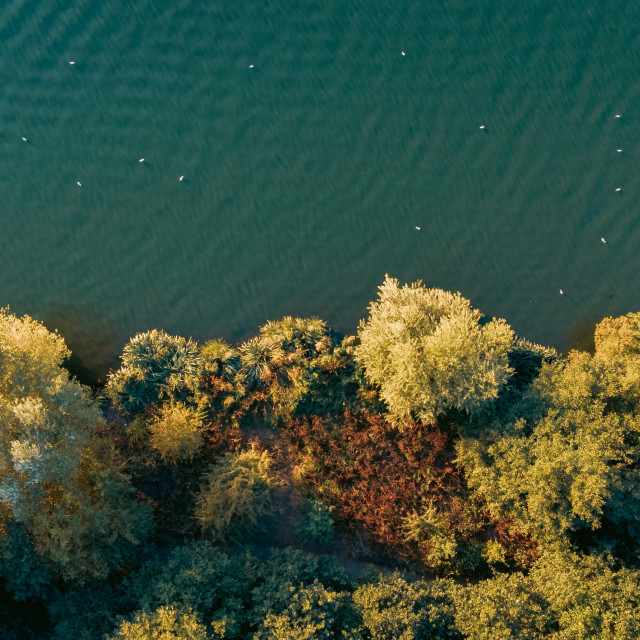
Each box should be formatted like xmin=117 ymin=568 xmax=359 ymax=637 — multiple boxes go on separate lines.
xmin=1 ymin=0 xmax=639 ymax=380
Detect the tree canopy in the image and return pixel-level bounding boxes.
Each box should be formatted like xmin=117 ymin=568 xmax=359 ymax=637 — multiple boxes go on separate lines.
xmin=0 ymin=309 xmax=152 ymax=595
xmin=355 ymin=275 xmax=515 ymax=423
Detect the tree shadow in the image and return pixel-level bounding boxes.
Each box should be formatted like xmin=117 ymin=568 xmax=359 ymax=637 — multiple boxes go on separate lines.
xmin=566 ymin=315 xmax=599 ymax=354
xmin=42 ymin=307 xmax=120 ymax=386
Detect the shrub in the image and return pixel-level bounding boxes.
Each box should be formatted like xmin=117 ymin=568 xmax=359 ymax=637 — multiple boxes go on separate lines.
xmin=201 ymin=339 xmax=241 ymax=379
xmin=402 ymin=506 xmax=458 ymax=570
xmin=283 ymin=411 xmax=474 ymax=570
xmin=194 ymin=447 xmax=280 ymax=542
xmin=107 ymin=330 xmax=202 ymax=415
xmin=126 ymin=415 xmax=150 ymax=445
xmin=295 ymin=499 xmax=335 ymax=544
xmin=269 ymin=335 xmax=371 ymax=421
xmin=148 ymin=402 xmax=205 ymax=462
xmin=259 ymin=316 xmax=330 ymax=359
xmin=238 ymin=337 xmax=284 ymax=389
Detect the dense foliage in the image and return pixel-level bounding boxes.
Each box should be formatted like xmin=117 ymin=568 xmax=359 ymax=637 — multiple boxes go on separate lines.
xmin=2 ymin=280 xmax=640 ymax=638
xmin=0 ymin=310 xmax=152 ymax=599
xmin=356 ymin=275 xmax=514 ymax=423
xmin=106 ymin=329 xmax=203 ymax=415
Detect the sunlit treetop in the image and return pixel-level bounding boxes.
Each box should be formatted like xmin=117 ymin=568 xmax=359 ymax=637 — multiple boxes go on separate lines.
xmin=356 ymin=276 xmax=514 ymax=424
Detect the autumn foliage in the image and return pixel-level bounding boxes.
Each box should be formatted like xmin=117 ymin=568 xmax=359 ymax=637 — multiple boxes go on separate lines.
xmin=281 ymin=410 xmax=535 ymax=572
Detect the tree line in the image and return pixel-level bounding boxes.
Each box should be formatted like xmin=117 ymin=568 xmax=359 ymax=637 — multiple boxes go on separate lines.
xmin=1 ymin=275 xmax=639 ymax=638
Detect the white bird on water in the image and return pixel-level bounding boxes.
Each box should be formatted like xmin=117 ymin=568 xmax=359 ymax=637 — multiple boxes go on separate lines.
xmin=617 ymin=149 xmax=623 ymax=153
xmin=614 ymin=114 xmax=621 ymax=118
xmin=139 ymin=158 xmax=145 ymax=163
xmin=179 ymin=175 xmax=184 ymax=182
xmin=615 ymin=187 xmax=622 ymax=192
xmin=559 ymin=289 xmax=564 ymax=295
xmin=76 ymin=181 xmax=82 ymax=187
xmin=69 ymin=61 xmax=75 ymax=65
xmin=401 ymin=51 xmax=406 ymax=56
xmin=21 ymin=136 xmax=27 ymax=142
xmin=601 ymin=237 xmax=607 ymax=244
xmin=479 ymin=125 xmax=485 ymax=129
xmin=415 ymin=226 xmax=421 ymax=231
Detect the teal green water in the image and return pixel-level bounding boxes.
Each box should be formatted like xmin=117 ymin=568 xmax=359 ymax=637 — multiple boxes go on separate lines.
xmin=1 ymin=0 xmax=639 ymax=380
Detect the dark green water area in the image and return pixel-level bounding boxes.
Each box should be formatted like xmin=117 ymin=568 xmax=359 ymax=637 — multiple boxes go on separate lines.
xmin=1 ymin=0 xmax=639 ymax=380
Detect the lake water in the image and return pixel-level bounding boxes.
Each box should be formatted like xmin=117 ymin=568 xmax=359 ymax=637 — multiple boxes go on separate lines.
xmin=1 ymin=0 xmax=639 ymax=381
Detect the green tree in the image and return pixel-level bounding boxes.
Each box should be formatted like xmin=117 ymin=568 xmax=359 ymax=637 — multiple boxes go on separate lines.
xmin=256 ymin=581 xmax=361 ymax=640
xmin=353 ymin=572 xmax=461 ymax=640
xmin=594 ymin=311 xmax=640 ymax=404
xmin=531 ymin=548 xmax=640 ymax=639
xmin=453 ymin=571 xmax=555 ymax=640
xmin=108 ymin=606 xmax=210 ymax=640
xmin=125 ymin=541 xmax=250 ymax=638
xmin=452 ymin=549 xmax=640 ymax=640
xmin=457 ymin=351 xmax=640 ymax=550
xmin=249 ymin=547 xmax=352 ymax=632
xmin=0 ymin=310 xmax=152 ymax=594
xmin=106 ymin=329 xmax=202 ymax=415
xmin=356 ymin=276 xmax=514 ymax=423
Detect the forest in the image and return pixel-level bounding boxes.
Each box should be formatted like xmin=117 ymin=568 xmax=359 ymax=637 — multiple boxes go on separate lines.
xmin=1 ymin=275 xmax=639 ymax=639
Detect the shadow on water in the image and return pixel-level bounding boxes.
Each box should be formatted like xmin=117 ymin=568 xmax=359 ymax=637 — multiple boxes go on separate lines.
xmin=42 ymin=307 xmax=120 ymax=387
xmin=566 ymin=315 xmax=600 ymax=354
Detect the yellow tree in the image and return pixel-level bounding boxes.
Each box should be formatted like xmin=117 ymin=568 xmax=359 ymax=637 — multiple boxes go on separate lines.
xmin=0 ymin=310 xmax=152 ymax=597
xmin=356 ymin=276 xmax=514 ymax=424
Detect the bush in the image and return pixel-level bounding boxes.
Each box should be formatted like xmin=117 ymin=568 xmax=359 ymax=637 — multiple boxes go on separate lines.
xmin=201 ymin=339 xmax=241 ymax=379
xmin=107 ymin=330 xmax=202 ymax=415
xmin=282 ymin=411 xmax=487 ymax=571
xmin=295 ymin=499 xmax=335 ymax=544
xmin=194 ymin=447 xmax=280 ymax=542
xmin=148 ymin=402 xmax=205 ymax=462
xmin=238 ymin=337 xmax=285 ymax=389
